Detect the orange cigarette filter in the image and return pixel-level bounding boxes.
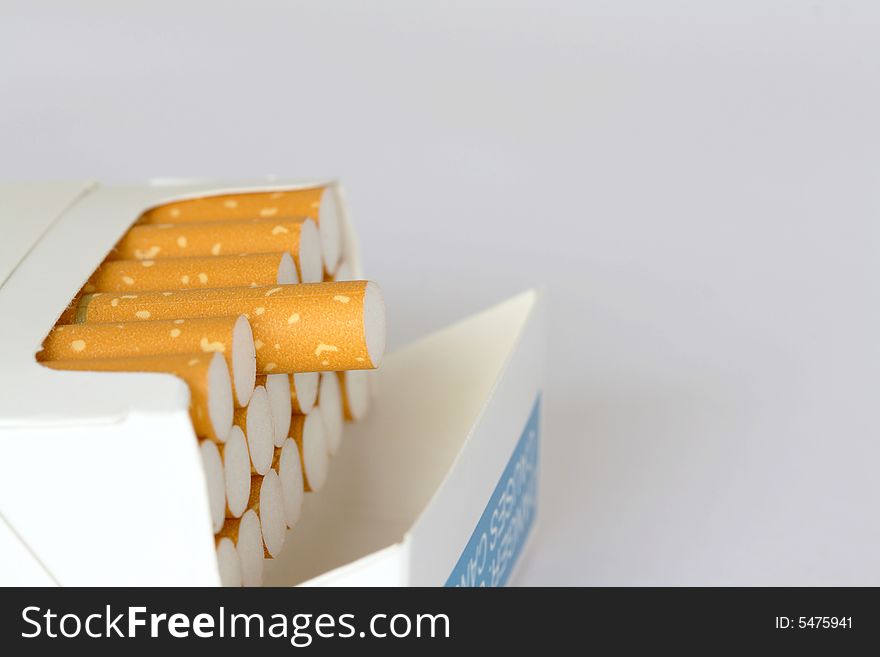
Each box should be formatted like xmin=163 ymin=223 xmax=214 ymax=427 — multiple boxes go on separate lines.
xmin=106 ymin=217 xmax=323 ymax=283
xmin=137 ymin=186 xmax=342 ymax=273
xmin=72 ymin=281 xmax=386 ymax=374
xmin=39 ymin=315 xmax=256 ymax=407
xmin=84 ymin=252 xmax=298 ymax=293
xmin=42 ymin=352 xmax=233 ymax=443
xmin=140 ymin=188 xmax=325 ymax=224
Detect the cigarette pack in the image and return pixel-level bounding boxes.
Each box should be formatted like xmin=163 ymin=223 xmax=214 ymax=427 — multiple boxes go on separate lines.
xmin=0 ymin=180 xmax=545 ymax=586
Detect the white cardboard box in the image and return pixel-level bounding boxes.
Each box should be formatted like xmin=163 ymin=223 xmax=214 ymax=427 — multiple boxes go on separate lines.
xmin=0 ymin=181 xmax=545 ymax=586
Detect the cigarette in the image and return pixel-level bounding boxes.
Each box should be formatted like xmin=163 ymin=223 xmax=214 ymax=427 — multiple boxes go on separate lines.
xmin=332 ymin=261 xmax=354 ymax=282
xmin=217 ymin=509 xmax=263 ymax=587
xmin=215 ymin=536 xmax=242 ymax=587
xmin=108 ymin=217 xmax=323 ymax=283
xmin=72 ymin=281 xmax=386 ymax=373
xmin=40 ymin=315 xmax=256 ymax=408
xmin=248 ymin=471 xmax=286 ymax=558
xmin=366 ymin=369 xmax=379 ymax=400
xmin=291 ymin=412 xmax=328 ymax=493
xmin=338 ymin=370 xmax=370 ymax=421
xmin=318 ymin=372 xmax=344 ymax=456
xmin=256 ymin=373 xmax=291 ymax=447
xmin=234 ymin=385 xmax=275 ymax=475
xmin=273 ymin=439 xmax=304 ymax=528
xmin=218 ymin=425 xmax=251 ymax=518
xmin=137 ymin=185 xmax=342 ymax=275
xmin=42 ymin=352 xmax=233 ymax=443
xmin=199 ymin=440 xmax=226 ymax=533
xmin=290 ymin=371 xmax=319 ymax=415
xmin=84 ymin=251 xmax=298 ymax=293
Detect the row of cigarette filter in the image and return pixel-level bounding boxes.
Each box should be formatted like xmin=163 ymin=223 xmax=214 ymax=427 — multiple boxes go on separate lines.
xmin=37 ymin=185 xmax=387 ymax=586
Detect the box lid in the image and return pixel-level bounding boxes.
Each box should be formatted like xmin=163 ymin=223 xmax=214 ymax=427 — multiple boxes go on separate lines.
xmin=0 ymin=182 xmax=94 ymax=290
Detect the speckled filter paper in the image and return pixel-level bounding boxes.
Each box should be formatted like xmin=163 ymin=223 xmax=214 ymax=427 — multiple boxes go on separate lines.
xmin=85 ymin=252 xmax=293 ymax=293
xmin=74 ymin=281 xmax=377 ymax=373
xmin=107 ymin=218 xmax=310 ymax=262
xmin=138 ymin=188 xmax=325 ymax=225
xmin=41 ymin=316 xmax=245 ymax=358
xmin=39 ymin=315 xmax=247 ymax=395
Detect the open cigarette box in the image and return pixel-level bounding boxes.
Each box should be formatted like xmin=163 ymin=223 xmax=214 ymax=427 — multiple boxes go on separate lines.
xmin=0 ymin=180 xmax=545 ymax=586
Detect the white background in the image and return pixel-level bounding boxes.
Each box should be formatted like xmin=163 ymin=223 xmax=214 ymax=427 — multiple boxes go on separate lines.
xmin=2 ymin=1 xmax=879 ymax=584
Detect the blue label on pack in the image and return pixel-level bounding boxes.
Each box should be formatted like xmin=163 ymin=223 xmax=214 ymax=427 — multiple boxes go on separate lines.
xmin=446 ymin=396 xmax=540 ymax=587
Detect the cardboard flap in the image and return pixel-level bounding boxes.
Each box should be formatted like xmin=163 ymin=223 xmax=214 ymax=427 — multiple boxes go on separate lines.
xmin=0 ymin=411 xmax=219 ymax=586
xmin=0 ymin=182 xmax=94 ymax=291
xmin=0 ymin=514 xmax=57 ymax=586
xmin=266 ymin=289 xmax=542 ymax=586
